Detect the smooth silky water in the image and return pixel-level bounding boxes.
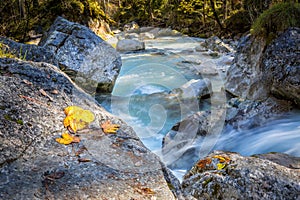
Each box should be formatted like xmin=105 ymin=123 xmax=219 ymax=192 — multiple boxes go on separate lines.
xmin=99 ymin=36 xmax=300 ymax=181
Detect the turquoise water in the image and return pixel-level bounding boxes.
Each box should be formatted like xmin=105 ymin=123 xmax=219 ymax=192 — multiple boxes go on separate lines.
xmin=100 ymin=36 xmax=300 ymax=180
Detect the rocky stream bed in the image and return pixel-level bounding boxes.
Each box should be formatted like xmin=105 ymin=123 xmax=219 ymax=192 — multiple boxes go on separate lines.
xmin=0 ymin=17 xmax=299 ymax=199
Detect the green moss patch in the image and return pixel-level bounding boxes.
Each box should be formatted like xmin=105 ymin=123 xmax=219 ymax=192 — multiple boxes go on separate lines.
xmin=251 ymin=2 xmax=300 ymax=43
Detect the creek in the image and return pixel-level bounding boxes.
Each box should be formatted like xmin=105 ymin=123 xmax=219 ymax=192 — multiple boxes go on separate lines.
xmin=99 ymin=36 xmax=300 ymax=181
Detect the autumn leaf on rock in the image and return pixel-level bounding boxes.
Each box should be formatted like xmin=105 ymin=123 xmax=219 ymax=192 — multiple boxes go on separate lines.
xmin=101 ymin=120 xmax=120 ymax=134
xmin=196 ymin=158 xmax=212 ymax=169
xmin=56 ymin=132 xmax=80 ymax=145
xmin=213 ymin=155 xmax=231 ymax=163
xmin=64 ymin=105 xmax=81 ymax=116
xmin=217 ymin=163 xmax=226 ymax=170
xmin=63 ymin=106 xmax=95 ymax=133
xmin=212 ymin=155 xmax=231 ymax=170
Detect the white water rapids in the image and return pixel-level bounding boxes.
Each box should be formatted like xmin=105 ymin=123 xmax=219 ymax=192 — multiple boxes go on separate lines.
xmin=99 ymin=36 xmax=300 ymax=181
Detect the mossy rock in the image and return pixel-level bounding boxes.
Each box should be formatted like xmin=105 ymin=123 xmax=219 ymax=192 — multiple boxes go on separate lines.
xmin=0 ymin=42 xmax=16 ymax=59
xmin=251 ymin=2 xmax=300 ymax=43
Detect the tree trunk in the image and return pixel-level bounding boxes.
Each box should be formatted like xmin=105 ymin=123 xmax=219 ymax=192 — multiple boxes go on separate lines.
xmin=209 ymin=0 xmax=224 ymax=30
xmin=19 ymin=0 xmax=25 ymax=18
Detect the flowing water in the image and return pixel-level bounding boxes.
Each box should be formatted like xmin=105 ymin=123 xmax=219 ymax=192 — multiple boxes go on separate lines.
xmin=100 ymin=36 xmax=300 ymax=181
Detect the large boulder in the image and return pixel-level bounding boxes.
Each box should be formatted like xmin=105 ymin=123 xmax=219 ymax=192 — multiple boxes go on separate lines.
xmin=39 ymin=16 xmax=121 ymax=94
xmin=0 ymin=58 xmax=176 ymax=200
xmin=226 ymin=28 xmax=300 ymax=106
xmin=262 ymin=27 xmax=300 ymax=107
xmin=182 ymin=151 xmax=300 ymax=199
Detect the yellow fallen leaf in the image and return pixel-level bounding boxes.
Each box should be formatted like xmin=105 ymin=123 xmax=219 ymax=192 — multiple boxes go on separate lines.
xmin=63 ymin=106 xmax=95 ymax=133
xmin=64 ymin=105 xmax=82 ymax=116
xmin=101 ymin=120 xmax=120 ymax=134
xmin=217 ymin=163 xmax=226 ymax=170
xmin=80 ymin=110 xmax=95 ymax=123
xmin=55 ymin=132 xmax=81 ymax=145
xmin=213 ymin=155 xmax=231 ymax=163
xmin=63 ymin=116 xmax=71 ymax=128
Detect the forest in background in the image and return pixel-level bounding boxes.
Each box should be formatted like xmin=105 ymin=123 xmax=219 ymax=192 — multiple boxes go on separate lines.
xmin=0 ymin=0 xmax=299 ymax=42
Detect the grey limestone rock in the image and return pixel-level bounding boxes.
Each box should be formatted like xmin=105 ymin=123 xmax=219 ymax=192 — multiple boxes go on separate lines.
xmin=182 ymin=151 xmax=300 ymax=199
xmin=226 ymin=28 xmax=300 ymax=107
xmin=225 ymin=34 xmax=267 ymax=100
xmin=182 ymin=151 xmax=300 ymax=200
xmin=262 ymin=27 xmax=300 ymax=107
xmin=39 ymin=16 xmax=121 ymax=94
xmin=199 ymin=36 xmax=235 ymax=54
xmin=0 ymin=58 xmax=175 ymax=200
xmin=226 ymin=97 xmax=292 ymax=130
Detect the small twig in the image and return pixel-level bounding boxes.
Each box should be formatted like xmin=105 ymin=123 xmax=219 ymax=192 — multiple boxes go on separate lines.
xmin=39 ymin=89 xmax=54 ymax=102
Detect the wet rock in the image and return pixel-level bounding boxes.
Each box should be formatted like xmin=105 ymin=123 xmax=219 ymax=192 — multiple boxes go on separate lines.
xmin=171 ymin=78 xmax=212 ymax=99
xmin=223 ymin=28 xmax=299 ymax=135
xmin=140 ymin=32 xmax=155 ymax=40
xmin=149 ymin=28 xmax=182 ymax=38
xmin=226 ymin=97 xmax=292 ymax=130
xmin=156 ymin=28 xmax=182 ymax=37
xmin=123 ymin=21 xmax=140 ymax=33
xmin=182 ymin=151 xmax=300 ymax=200
xmin=39 ymin=16 xmax=121 ymax=94
xmin=195 ymin=45 xmax=207 ymax=52
xmin=124 ymin=33 xmax=139 ymax=39
xmin=262 ymin=27 xmax=300 ymax=107
xmin=0 ymin=58 xmax=175 ymax=200
xmin=225 ymin=34 xmax=267 ymax=100
xmin=162 ymin=109 xmax=226 ymax=169
xmin=215 ymin=55 xmax=234 ymax=67
xmin=162 ymin=111 xmax=211 ymax=169
xmin=139 ymin=26 xmax=156 ymax=33
xmin=178 ymin=59 xmax=202 ymax=66
xmin=202 ymin=50 xmax=220 ymax=58
xmin=116 ymin=39 xmax=145 ymax=52
xmin=199 ymin=36 xmax=234 ymax=54
xmin=0 ymin=36 xmax=57 ymax=65
xmin=161 ymin=96 xmax=291 ymax=170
